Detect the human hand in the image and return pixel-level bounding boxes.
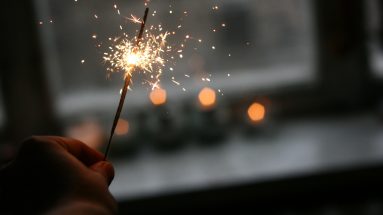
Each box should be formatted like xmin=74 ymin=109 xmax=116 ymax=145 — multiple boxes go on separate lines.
xmin=0 ymin=136 xmax=118 ymax=214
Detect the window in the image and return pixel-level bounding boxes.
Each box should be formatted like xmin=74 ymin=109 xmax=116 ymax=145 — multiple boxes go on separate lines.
xmin=35 ymin=0 xmax=316 ymax=118
xmin=34 ymin=0 xmax=318 ymax=199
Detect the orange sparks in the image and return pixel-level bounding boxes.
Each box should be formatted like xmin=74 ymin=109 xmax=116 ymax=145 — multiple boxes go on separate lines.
xmin=128 ymin=15 xmax=142 ymax=24
xmin=103 ymin=30 xmax=169 ymax=87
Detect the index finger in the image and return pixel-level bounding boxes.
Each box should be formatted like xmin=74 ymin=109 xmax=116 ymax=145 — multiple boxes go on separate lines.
xmin=36 ymin=136 xmax=105 ymax=166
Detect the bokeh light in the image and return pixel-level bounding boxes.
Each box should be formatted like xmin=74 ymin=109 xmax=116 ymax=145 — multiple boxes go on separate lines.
xmin=198 ymin=87 xmax=216 ymax=108
xmin=115 ymin=118 xmax=129 ymax=135
xmin=149 ymin=88 xmax=167 ymax=106
xmin=247 ymin=102 xmax=265 ymax=122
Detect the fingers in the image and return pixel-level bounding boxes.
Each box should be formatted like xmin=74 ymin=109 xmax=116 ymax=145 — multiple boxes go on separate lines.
xmin=27 ymin=136 xmax=105 ymax=166
xmin=90 ymin=161 xmax=115 ymax=185
xmin=22 ymin=136 xmax=115 ymax=185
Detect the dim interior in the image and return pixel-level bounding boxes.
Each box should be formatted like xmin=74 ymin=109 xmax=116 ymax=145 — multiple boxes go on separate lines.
xmin=1 ymin=0 xmax=383 ymax=214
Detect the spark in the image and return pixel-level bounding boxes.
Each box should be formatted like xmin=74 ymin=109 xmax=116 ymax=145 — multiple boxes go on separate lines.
xmin=172 ymin=80 xmax=180 ymax=85
xmin=128 ymin=15 xmax=142 ymax=24
xmin=103 ymin=29 xmax=170 ymax=86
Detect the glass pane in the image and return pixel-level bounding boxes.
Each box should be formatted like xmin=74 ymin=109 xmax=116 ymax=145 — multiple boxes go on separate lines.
xmin=36 ymin=0 xmax=315 ymax=98
xmin=34 ymin=0 xmax=316 ymax=199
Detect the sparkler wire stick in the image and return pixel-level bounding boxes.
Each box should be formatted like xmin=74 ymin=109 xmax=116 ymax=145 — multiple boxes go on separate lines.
xmin=104 ymin=7 xmax=149 ymax=160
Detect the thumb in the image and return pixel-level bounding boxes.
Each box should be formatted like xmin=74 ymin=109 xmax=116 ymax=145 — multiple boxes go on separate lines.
xmin=90 ymin=161 xmax=115 ymax=185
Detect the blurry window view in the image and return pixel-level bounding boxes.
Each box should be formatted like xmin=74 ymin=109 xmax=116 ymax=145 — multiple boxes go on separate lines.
xmin=35 ymin=0 xmax=315 ymax=117
xmin=33 ymin=0 xmax=317 ymax=199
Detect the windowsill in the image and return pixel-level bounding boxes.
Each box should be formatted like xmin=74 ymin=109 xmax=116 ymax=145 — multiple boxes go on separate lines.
xmin=109 ymin=112 xmax=383 ymax=200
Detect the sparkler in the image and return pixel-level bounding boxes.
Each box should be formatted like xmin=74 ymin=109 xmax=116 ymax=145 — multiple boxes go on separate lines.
xmin=100 ymin=2 xmax=227 ymax=159
xmin=103 ymin=7 xmax=150 ymax=160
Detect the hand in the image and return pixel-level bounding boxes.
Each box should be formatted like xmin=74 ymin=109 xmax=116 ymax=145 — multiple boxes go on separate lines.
xmin=0 ymin=136 xmax=118 ymax=214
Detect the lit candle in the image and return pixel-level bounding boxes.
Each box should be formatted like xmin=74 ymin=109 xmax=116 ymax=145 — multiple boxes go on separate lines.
xmin=149 ymin=87 xmax=167 ymax=106
xmin=196 ymin=87 xmax=227 ymax=143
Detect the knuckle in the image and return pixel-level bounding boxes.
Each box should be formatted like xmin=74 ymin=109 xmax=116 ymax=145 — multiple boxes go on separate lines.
xmin=20 ymin=136 xmax=50 ymax=152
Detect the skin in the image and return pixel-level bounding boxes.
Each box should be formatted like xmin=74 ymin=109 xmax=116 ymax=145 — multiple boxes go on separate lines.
xmin=0 ymin=136 xmax=118 ymax=214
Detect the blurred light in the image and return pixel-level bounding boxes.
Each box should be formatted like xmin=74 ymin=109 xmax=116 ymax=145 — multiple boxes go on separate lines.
xmin=198 ymin=87 xmax=216 ymax=108
xmin=115 ymin=118 xmax=129 ymax=135
xmin=149 ymin=88 xmax=167 ymax=106
xmin=66 ymin=119 xmax=104 ymax=149
xmin=248 ymin=102 xmax=265 ymax=122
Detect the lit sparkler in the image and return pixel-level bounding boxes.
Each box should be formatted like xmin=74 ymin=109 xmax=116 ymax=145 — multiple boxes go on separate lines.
xmin=103 ymin=7 xmax=151 ymax=160
xmin=100 ymin=2 xmax=228 ymax=159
